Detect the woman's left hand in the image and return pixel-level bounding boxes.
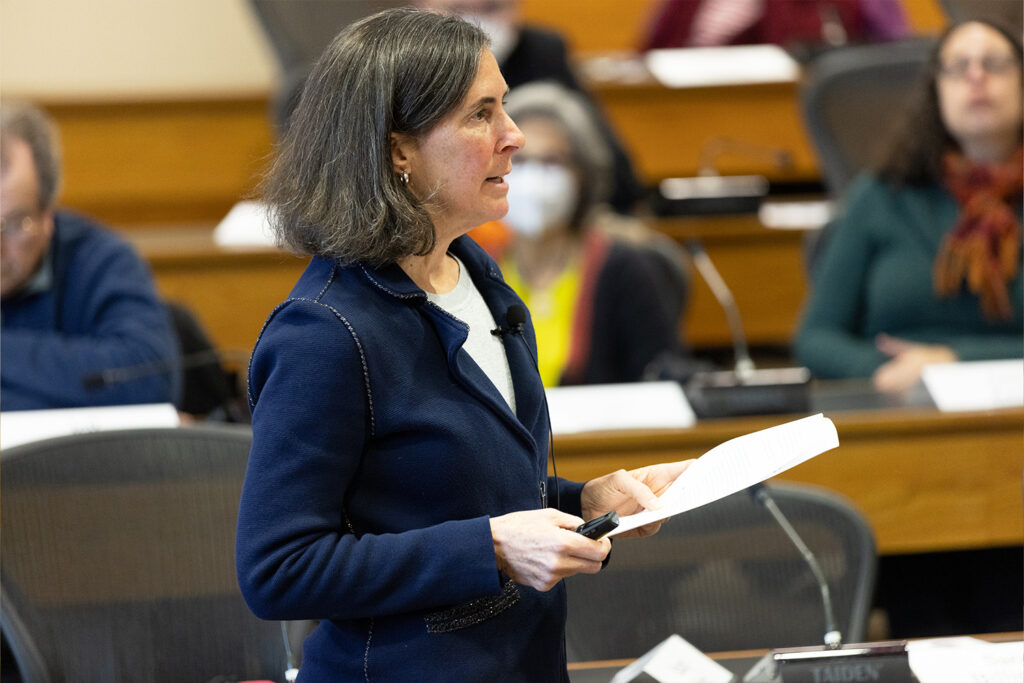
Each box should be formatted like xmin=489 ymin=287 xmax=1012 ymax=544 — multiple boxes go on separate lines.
xmin=873 ymin=334 xmax=957 ymax=392
xmin=580 ymin=460 xmax=693 ymax=539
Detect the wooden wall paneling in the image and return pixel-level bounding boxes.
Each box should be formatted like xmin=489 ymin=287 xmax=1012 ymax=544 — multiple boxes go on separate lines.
xmin=48 ymin=98 xmax=275 ymax=227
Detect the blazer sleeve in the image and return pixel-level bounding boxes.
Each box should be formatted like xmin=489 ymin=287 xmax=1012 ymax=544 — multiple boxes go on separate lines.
xmin=236 ymin=299 xmax=501 ymax=622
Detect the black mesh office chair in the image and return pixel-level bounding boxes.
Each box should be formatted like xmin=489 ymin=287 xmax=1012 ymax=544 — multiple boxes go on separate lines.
xmin=798 ymin=38 xmax=933 ymax=271
xmin=563 ymin=483 xmax=876 ymax=661
xmin=800 ymin=38 xmax=934 ymax=198
xmin=1 ymin=426 xmax=307 ymax=683
xmin=938 ymin=0 xmax=1022 ymax=29
xmin=248 ymin=0 xmax=403 ymax=131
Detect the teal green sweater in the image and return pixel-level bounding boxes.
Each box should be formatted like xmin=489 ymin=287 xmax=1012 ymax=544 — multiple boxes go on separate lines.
xmin=795 ymin=174 xmax=1023 ymax=379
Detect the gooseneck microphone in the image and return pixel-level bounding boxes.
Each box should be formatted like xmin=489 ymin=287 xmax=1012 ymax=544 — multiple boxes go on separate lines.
xmin=81 ymin=349 xmax=248 ymax=390
xmin=681 ymin=240 xmax=811 ymax=418
xmin=685 ymin=241 xmax=755 ymax=381
xmin=749 ymin=483 xmax=842 ymax=649
xmin=82 ymin=350 xmax=226 ymax=390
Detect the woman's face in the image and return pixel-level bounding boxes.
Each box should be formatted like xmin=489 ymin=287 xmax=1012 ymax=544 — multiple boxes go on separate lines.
xmin=936 ymin=22 xmax=1022 ymax=159
xmin=401 ymin=49 xmax=524 ymax=240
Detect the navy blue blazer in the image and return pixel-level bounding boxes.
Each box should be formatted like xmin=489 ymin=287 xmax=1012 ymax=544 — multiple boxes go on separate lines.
xmin=237 ymin=235 xmax=585 ymax=682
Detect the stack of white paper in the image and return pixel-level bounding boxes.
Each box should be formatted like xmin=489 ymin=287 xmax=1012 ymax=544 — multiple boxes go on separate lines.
xmin=921 ymin=359 xmax=1024 ymax=412
xmin=610 ymin=413 xmax=839 ymax=536
xmin=545 ymin=381 xmax=696 ymax=435
xmin=907 ymin=637 xmax=1022 ymax=682
xmin=213 ymin=200 xmax=276 ymax=247
xmin=645 ymin=44 xmax=800 ymax=89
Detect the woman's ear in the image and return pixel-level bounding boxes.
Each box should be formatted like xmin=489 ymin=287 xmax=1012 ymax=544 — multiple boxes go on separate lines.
xmin=390 ymin=132 xmax=414 ymax=175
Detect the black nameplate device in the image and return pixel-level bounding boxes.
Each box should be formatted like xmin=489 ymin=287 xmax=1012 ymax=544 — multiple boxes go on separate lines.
xmin=744 ymin=641 xmax=912 ymax=683
xmin=576 ymin=510 xmax=619 ymax=539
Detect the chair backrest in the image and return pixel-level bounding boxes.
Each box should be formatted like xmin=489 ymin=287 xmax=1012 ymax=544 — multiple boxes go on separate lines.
xmin=938 ymin=0 xmax=1022 ymax=29
xmin=563 ymin=482 xmax=877 ymax=661
xmin=800 ymin=38 xmax=934 ymax=197
xmin=247 ymin=0 xmax=394 ymax=74
xmin=1 ymin=425 xmax=299 ymax=683
xmin=247 ymin=0 xmax=404 ymax=131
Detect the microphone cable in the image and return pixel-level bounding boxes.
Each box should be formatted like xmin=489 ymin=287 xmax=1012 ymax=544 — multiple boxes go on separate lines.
xmin=499 ymin=304 xmax=560 ymax=512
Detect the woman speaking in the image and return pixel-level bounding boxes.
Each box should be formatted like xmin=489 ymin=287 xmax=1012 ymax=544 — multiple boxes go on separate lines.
xmin=235 ymin=8 xmax=689 ymax=681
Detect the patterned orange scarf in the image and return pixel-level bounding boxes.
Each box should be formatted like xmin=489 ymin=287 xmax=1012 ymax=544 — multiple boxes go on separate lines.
xmin=934 ymin=146 xmax=1023 ymax=320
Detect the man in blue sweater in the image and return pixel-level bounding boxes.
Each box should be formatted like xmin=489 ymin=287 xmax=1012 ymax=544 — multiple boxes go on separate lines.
xmin=0 ymin=102 xmax=179 ymax=410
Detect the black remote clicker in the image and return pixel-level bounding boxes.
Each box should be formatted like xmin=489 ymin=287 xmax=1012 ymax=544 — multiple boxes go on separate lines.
xmin=575 ymin=510 xmax=619 ymax=539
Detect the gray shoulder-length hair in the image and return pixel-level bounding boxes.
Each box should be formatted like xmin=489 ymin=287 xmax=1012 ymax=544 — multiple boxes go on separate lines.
xmin=261 ymin=8 xmax=488 ymax=265
xmin=504 ymin=81 xmax=613 ymax=229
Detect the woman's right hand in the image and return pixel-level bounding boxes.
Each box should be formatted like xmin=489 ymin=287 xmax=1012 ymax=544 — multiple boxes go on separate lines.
xmin=489 ymin=509 xmax=611 ymax=592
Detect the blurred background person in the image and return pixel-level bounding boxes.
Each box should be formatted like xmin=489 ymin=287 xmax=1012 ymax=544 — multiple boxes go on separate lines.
xmin=0 ymin=102 xmax=180 ymax=411
xmin=642 ymin=0 xmax=909 ymax=55
xmin=418 ymin=0 xmax=644 ymax=215
xmin=500 ymin=81 xmax=695 ymax=387
xmin=795 ymin=19 xmax=1023 ymax=392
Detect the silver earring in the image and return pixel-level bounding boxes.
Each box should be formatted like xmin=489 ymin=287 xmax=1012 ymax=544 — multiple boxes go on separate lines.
xmin=401 ymin=170 xmax=410 ymax=185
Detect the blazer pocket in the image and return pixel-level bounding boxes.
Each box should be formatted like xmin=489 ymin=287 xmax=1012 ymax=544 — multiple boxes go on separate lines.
xmin=424 ymin=575 xmax=520 ymax=633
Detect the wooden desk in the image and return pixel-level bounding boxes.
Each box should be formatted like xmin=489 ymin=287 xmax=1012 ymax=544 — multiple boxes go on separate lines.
xmin=579 ymin=54 xmax=820 ymax=185
xmin=553 ymin=401 xmax=1024 ymax=556
xmin=129 ymin=214 xmax=812 ymax=354
xmin=567 ymin=633 xmax=1023 ymax=682
xmin=127 ymin=227 xmax=309 ymax=355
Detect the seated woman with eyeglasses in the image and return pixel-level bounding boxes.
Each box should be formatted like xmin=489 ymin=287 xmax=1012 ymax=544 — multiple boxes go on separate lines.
xmin=795 ymin=19 xmax=1023 ymax=392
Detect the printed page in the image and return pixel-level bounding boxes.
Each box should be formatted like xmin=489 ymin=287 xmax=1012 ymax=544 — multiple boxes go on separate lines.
xmin=922 ymin=359 xmax=1024 ymax=412
xmin=609 ymin=414 xmax=839 ymax=536
xmin=908 ymin=638 xmax=1022 ymax=682
xmin=545 ymin=381 xmax=696 ymax=434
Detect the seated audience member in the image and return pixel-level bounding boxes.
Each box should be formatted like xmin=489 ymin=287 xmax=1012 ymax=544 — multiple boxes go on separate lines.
xmin=642 ymin=0 xmax=908 ymax=52
xmin=0 ymin=102 xmax=179 ymax=410
xmin=795 ymin=19 xmax=1023 ymax=392
xmin=500 ymin=82 xmax=692 ymax=386
xmin=417 ymin=0 xmax=644 ymax=214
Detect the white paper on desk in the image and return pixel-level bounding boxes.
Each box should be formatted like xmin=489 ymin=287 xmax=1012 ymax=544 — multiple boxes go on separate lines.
xmin=213 ymin=200 xmax=276 ymax=247
xmin=645 ymin=44 xmax=799 ymax=89
xmin=611 ymin=634 xmax=733 ymax=683
xmin=545 ymin=381 xmax=696 ymax=435
xmin=921 ymin=359 xmax=1024 ymax=412
xmin=907 ymin=637 xmax=1022 ymax=683
xmin=609 ymin=413 xmax=838 ymax=537
xmin=1 ymin=403 xmax=180 ymax=450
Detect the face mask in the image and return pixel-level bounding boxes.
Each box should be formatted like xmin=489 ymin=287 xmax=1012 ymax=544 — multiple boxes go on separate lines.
xmin=504 ymin=161 xmax=578 ymax=238
xmin=465 ymin=14 xmax=518 ymax=64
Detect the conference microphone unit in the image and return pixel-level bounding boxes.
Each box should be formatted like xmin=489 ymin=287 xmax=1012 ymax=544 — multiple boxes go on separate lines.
xmin=681 ymin=241 xmax=810 ymax=419
xmin=743 ymin=483 xmax=912 ymax=683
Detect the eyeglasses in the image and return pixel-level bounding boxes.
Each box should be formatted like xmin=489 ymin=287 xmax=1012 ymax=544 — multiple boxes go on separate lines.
xmin=0 ymin=213 xmax=39 ymax=239
xmin=939 ymin=53 xmax=1019 ymax=80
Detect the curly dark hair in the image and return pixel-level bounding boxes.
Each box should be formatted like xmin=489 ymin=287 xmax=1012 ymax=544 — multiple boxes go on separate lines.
xmin=877 ymin=18 xmax=1023 ymax=186
xmin=260 ymin=8 xmax=488 ymax=265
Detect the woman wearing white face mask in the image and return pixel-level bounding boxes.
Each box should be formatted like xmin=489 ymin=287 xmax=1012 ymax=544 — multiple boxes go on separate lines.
xmin=501 ymin=82 xmax=692 ymax=387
